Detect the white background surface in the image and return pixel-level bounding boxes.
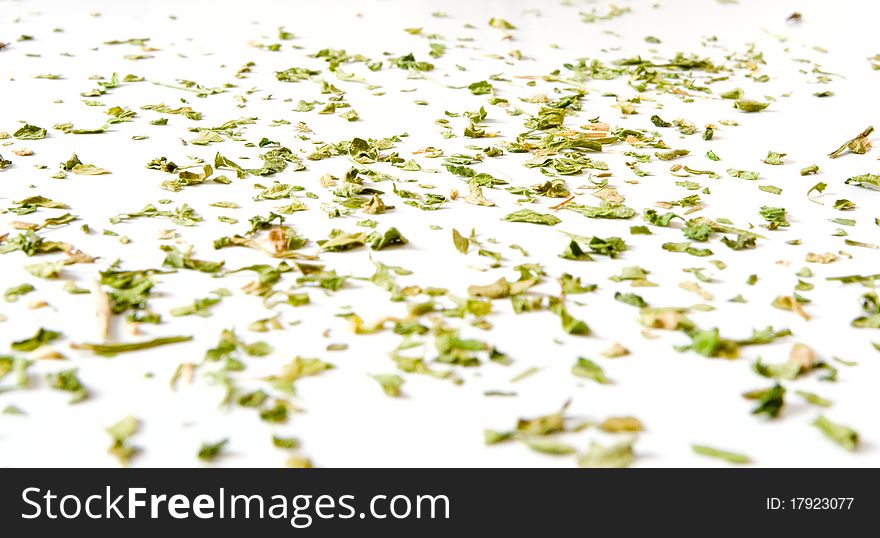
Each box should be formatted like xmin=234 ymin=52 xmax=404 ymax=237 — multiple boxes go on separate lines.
xmin=1 ymin=0 xmax=879 ymax=467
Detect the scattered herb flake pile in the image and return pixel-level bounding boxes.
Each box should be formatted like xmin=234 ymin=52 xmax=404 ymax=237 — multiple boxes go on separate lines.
xmin=1 ymin=0 xmax=879 ymax=467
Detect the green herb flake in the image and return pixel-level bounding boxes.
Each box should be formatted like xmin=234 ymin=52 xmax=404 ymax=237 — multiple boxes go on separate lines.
xmin=691 ymin=445 xmax=750 ymax=465
xmin=733 ymin=99 xmax=769 ymax=112
xmin=197 ymin=438 xmax=229 ymax=462
xmin=503 ymin=209 xmax=561 ymax=226
xmin=812 ymin=415 xmax=859 ymax=451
